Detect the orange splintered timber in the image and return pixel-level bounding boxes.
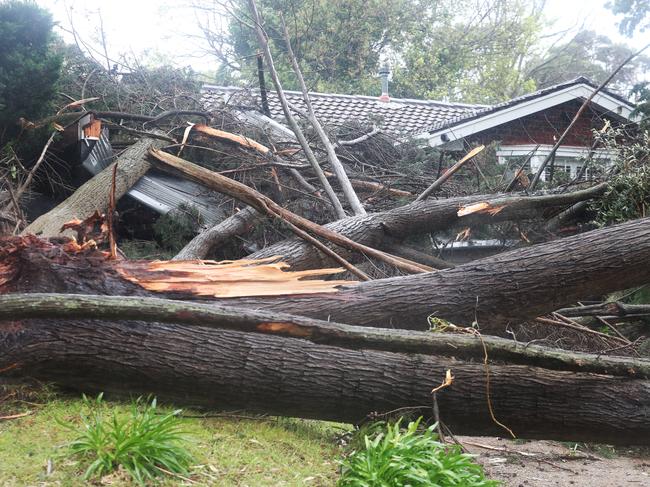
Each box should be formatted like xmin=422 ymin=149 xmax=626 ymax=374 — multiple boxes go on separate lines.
xmin=192 ymin=124 xmax=270 ymax=155
xmin=116 ymin=256 xmax=355 ymax=298
xmin=457 ymin=202 xmax=507 ymax=217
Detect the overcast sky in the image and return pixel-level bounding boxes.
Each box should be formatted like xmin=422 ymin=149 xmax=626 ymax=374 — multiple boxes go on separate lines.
xmin=40 ymin=0 xmax=648 ymax=75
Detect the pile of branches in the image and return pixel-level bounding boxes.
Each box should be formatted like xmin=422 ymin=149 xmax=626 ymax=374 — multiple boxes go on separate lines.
xmin=2 ymin=1 xmax=650 ymax=448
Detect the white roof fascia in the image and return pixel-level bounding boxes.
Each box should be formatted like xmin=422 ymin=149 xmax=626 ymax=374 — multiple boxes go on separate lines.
xmin=420 ymin=84 xmax=638 ymax=147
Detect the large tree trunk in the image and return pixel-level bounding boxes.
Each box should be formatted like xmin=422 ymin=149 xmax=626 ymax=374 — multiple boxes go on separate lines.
xmin=2 ymin=235 xmax=650 ymax=445
xmin=228 ymin=216 xmax=650 ymax=332
xmin=246 ymin=184 xmax=606 ymax=270
xmin=1 ymin=316 xmax=649 ymax=445
xmin=4 ymin=217 xmax=650 ymax=335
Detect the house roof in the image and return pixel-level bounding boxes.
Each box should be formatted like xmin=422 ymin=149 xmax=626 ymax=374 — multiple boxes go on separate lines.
xmin=413 ymin=77 xmax=638 ymax=146
xmin=201 ymin=85 xmax=486 ymax=136
xmin=202 ymin=77 xmax=637 ymax=148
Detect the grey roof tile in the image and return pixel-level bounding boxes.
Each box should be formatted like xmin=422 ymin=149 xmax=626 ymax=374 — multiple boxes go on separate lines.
xmin=201 ymin=85 xmax=486 ymax=136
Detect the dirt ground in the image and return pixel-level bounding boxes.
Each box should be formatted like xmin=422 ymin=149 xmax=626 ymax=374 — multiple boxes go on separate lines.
xmin=459 ymin=436 xmax=650 ymax=486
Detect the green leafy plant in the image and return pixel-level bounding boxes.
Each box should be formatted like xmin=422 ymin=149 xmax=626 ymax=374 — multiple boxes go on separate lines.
xmin=61 ymin=393 xmax=194 ymax=485
xmin=338 ymin=417 xmax=498 ymax=486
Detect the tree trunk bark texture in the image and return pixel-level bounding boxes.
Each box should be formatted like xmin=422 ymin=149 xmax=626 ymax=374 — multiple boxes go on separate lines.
xmin=1 ymin=317 xmax=648 ymax=445
xmin=229 ymin=216 xmax=650 ymax=332
xmin=247 ymin=184 xmax=606 ymax=270
xmin=2 ymin=232 xmax=650 ymax=444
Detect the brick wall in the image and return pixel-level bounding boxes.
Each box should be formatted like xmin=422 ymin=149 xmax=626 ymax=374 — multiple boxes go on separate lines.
xmin=466 ymin=100 xmax=621 ymax=147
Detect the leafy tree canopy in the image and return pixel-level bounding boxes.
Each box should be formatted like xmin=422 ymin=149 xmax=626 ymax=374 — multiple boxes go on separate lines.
xmin=0 ymin=0 xmax=62 ymax=141
xmin=607 ymin=0 xmax=650 ymax=37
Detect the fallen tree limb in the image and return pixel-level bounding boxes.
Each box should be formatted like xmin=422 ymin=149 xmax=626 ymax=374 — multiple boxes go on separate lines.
xmin=1 ymin=315 xmax=649 ymax=444
xmin=280 ymin=14 xmax=366 ymax=216
xmin=557 ymin=301 xmax=650 ymax=319
xmin=23 ymin=134 xmax=167 ymax=237
xmin=248 ymin=0 xmax=346 ymax=219
xmin=173 ymin=207 xmax=261 ymax=260
xmin=226 ymin=216 xmax=650 ymax=332
xmin=1 ymin=293 xmax=648 ymax=379
xmin=417 ymin=145 xmax=485 ymax=201
xmin=248 ymin=183 xmax=607 ymax=270
xmin=150 ymin=149 xmax=431 ymax=275
xmin=5 ymin=216 xmax=650 ymax=337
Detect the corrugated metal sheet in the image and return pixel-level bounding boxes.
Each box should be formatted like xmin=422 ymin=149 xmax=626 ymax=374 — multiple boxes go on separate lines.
xmin=82 ymin=129 xmax=226 ymax=227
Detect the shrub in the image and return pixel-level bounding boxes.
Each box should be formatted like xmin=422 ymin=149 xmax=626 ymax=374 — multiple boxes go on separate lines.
xmin=61 ymin=394 xmax=194 ymax=485
xmin=338 ymin=417 xmax=498 ymax=486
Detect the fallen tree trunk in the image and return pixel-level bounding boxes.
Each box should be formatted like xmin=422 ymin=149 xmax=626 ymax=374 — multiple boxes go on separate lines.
xmin=173 ymin=206 xmax=260 ymax=260
xmin=2 ymin=238 xmax=649 ymax=444
xmin=227 ymin=216 xmax=650 ymax=332
xmin=247 ymin=183 xmax=607 ymax=270
xmin=5 ymin=216 xmax=650 ymax=334
xmin=23 ymin=134 xmax=166 ymax=237
xmin=1 ymin=293 xmax=647 ymax=378
xmin=1 ymin=314 xmax=648 ymax=445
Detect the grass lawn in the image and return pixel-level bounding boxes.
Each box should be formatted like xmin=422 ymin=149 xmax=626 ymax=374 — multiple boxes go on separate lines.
xmin=0 ymin=387 xmax=348 ymax=486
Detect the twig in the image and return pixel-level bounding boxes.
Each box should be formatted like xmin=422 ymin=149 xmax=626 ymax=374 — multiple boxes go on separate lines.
xmin=0 ymin=411 xmax=32 ymax=420
xmin=13 ymin=131 xmax=57 ymax=201
xmin=535 ymin=316 xmax=627 ymax=344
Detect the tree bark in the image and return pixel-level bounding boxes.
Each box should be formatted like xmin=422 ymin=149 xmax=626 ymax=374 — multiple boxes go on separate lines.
xmin=6 ymin=215 xmax=650 ymax=335
xmin=1 ymin=316 xmax=649 ymax=445
xmin=23 ymin=135 xmax=166 ymax=237
xmin=227 ymin=216 xmax=650 ymax=332
xmin=173 ymin=207 xmax=260 ymax=260
xmin=2 ymin=237 xmax=650 ymax=444
xmin=1 ymin=293 xmax=648 ymax=379
xmin=247 ymin=184 xmax=606 ymax=270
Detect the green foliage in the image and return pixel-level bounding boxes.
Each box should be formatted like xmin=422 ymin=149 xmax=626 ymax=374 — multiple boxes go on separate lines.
xmin=338 ymin=417 xmax=498 ymax=486
xmin=224 ymin=0 xmax=420 ymax=94
xmin=591 ymin=129 xmax=650 ymax=226
xmin=0 ymin=0 xmax=61 ymax=142
xmin=528 ymin=30 xmax=650 ymax=94
xmin=219 ymin=0 xmax=544 ymax=102
xmin=607 ymin=0 xmax=650 ymax=36
xmin=392 ymin=0 xmax=543 ymax=103
xmin=60 ymin=393 xmax=194 ymax=485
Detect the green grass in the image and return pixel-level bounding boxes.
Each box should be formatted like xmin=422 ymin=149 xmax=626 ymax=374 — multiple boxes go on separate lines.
xmin=0 ymin=388 xmax=345 ymax=486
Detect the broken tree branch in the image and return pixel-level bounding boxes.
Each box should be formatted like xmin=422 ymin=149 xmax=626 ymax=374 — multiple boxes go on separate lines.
xmin=556 ymin=301 xmax=650 ymax=319
xmin=247 ymin=0 xmax=346 ymax=219
xmin=150 ymin=149 xmax=431 ymax=275
xmin=529 ymin=43 xmax=650 ymax=190
xmin=173 ymin=207 xmax=261 ymax=260
xmin=417 ymin=145 xmax=485 ymax=201
xmin=280 ymin=13 xmax=366 ymax=216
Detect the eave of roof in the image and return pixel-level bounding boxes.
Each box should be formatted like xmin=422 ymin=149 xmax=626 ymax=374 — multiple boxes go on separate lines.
xmin=413 ymin=77 xmax=638 ymax=146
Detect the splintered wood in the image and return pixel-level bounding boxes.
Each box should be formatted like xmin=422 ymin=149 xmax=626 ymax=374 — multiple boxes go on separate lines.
xmin=116 ymin=257 xmax=352 ymax=297
xmin=0 ymin=235 xmax=353 ymax=298
xmin=457 ymin=201 xmax=507 ymax=217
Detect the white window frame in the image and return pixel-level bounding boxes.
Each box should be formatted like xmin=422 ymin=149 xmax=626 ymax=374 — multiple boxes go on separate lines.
xmin=496 ymin=144 xmax=617 ymax=182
